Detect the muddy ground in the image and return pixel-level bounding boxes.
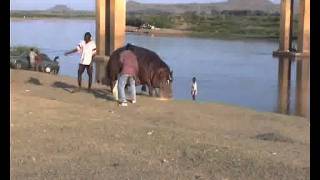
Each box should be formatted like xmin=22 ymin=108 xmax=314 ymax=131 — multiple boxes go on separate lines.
xmin=10 ymin=69 xmax=309 ymax=180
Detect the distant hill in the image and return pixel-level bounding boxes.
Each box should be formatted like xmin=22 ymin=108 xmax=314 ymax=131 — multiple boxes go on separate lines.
xmin=47 ymin=4 xmax=73 ymax=12
xmin=10 ymin=4 xmax=93 ymax=18
xmin=11 ymin=0 xmax=301 ymax=18
xmin=216 ymin=0 xmax=279 ymax=11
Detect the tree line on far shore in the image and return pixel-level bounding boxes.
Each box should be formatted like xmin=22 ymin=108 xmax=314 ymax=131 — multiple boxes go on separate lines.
xmin=11 ymin=9 xmax=299 ymax=39
xmin=126 ymin=10 xmax=298 ymax=39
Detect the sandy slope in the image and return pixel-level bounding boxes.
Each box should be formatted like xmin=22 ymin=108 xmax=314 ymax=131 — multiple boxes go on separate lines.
xmin=10 ymin=69 xmax=309 ymax=180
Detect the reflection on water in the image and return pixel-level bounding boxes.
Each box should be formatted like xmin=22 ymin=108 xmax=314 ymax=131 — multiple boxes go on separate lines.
xmin=295 ymin=58 xmax=310 ymax=118
xmin=276 ymin=57 xmax=309 ymax=118
xmin=277 ymin=57 xmax=292 ymax=114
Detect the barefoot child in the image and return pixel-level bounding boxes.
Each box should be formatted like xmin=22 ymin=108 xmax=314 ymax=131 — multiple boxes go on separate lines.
xmin=191 ymin=77 xmax=197 ymax=101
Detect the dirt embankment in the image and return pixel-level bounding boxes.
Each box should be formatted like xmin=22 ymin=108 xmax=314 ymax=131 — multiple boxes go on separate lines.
xmin=11 ymin=69 xmax=309 ymax=180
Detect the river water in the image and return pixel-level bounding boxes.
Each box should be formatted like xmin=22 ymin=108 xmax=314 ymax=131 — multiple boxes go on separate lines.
xmin=10 ymin=19 xmax=309 ymax=117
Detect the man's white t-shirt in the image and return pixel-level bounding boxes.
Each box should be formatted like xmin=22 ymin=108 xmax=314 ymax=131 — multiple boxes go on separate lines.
xmin=29 ymin=51 xmax=37 ymax=64
xmin=192 ymin=82 xmax=197 ymax=95
xmin=77 ymin=40 xmax=97 ymax=65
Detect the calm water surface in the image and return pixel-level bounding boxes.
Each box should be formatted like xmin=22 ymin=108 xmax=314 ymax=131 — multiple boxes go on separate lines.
xmin=10 ymin=19 xmax=309 ymax=117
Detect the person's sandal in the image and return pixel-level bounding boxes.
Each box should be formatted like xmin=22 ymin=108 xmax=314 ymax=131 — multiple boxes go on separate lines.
xmin=127 ymin=99 xmax=136 ymax=104
xmin=119 ymin=102 xmax=128 ymax=107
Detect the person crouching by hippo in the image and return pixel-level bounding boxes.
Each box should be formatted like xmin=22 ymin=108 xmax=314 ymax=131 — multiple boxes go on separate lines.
xmin=118 ymin=44 xmax=139 ymax=107
xmin=191 ymin=77 xmax=197 ymax=101
xmin=64 ymin=32 xmax=97 ymax=92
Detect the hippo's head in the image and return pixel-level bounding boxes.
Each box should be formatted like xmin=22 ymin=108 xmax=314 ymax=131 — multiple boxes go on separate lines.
xmin=157 ymin=68 xmax=173 ymax=99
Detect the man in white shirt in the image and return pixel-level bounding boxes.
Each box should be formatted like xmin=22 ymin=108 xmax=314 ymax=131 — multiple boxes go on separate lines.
xmin=29 ymin=48 xmax=37 ymax=70
xmin=65 ymin=32 xmax=97 ymax=92
xmin=191 ymin=77 xmax=197 ymax=101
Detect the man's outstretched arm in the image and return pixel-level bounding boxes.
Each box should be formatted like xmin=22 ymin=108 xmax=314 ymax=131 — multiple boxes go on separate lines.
xmin=64 ymin=48 xmax=78 ymax=56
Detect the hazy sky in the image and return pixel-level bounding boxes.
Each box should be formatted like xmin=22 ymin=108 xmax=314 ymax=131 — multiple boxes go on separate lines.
xmin=11 ymin=0 xmax=281 ymax=10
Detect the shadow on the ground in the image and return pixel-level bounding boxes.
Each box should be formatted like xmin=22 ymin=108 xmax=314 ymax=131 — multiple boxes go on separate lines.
xmin=253 ymin=132 xmax=295 ymax=144
xmin=90 ymin=88 xmax=153 ymax=102
xmin=52 ymin=81 xmax=116 ymax=101
xmin=51 ymin=81 xmax=78 ymax=93
xmin=26 ymin=77 xmax=42 ymax=86
xmin=137 ymin=92 xmax=151 ymax=97
xmin=90 ymin=89 xmax=116 ymax=101
xmin=51 ymin=81 xmax=153 ymax=101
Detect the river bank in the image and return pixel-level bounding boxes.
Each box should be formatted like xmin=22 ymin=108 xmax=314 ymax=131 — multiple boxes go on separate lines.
xmin=11 ymin=69 xmax=309 ymax=179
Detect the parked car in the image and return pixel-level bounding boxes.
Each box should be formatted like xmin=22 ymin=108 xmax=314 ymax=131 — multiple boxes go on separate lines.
xmin=39 ymin=54 xmax=60 ymax=74
xmin=10 ymin=52 xmax=29 ymax=70
xmin=10 ymin=52 xmax=60 ymax=74
xmin=139 ymin=23 xmax=155 ymax=30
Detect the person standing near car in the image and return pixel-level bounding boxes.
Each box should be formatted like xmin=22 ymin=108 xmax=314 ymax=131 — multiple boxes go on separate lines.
xmin=29 ymin=48 xmax=37 ymax=70
xmin=35 ymin=50 xmax=43 ymax=72
xmin=64 ymin=32 xmax=97 ymax=92
xmin=53 ymin=56 xmax=60 ymax=74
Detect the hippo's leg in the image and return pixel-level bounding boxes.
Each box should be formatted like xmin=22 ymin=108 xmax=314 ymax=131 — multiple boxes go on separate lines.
xmin=155 ymin=88 xmax=161 ymax=97
xmin=141 ymin=85 xmax=147 ymax=92
xmin=110 ymin=80 xmax=115 ymax=92
xmin=148 ymin=85 xmax=155 ymax=96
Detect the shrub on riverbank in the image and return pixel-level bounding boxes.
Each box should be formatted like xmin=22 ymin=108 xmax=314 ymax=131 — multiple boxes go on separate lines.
xmin=187 ymin=15 xmax=281 ymax=39
xmin=127 ymin=15 xmax=174 ymax=29
xmin=126 ymin=13 xmax=299 ymax=39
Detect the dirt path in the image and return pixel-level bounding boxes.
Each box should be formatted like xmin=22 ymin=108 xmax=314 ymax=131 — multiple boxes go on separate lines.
xmin=10 ymin=69 xmax=309 ymax=180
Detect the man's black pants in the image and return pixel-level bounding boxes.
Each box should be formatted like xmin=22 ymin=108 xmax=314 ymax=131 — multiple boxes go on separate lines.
xmin=78 ymin=64 xmax=93 ymax=89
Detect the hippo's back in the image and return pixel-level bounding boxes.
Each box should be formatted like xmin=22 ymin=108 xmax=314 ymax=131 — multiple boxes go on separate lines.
xmin=105 ymin=45 xmax=170 ymax=88
xmin=105 ymin=47 xmax=124 ymax=86
xmin=130 ymin=46 xmax=170 ymax=84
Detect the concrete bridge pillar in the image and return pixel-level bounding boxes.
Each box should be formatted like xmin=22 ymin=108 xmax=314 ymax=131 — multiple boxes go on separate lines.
xmin=96 ymin=0 xmax=106 ymax=56
xmin=94 ymin=0 xmax=126 ymax=84
xmin=278 ymin=0 xmax=294 ymax=53
xmin=108 ymin=0 xmax=126 ymax=54
xmin=297 ymin=0 xmax=310 ymax=56
xmin=274 ymin=0 xmax=310 ymax=57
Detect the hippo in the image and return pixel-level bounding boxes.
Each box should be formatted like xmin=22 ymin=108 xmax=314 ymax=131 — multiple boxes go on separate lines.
xmin=105 ymin=44 xmax=173 ymax=98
